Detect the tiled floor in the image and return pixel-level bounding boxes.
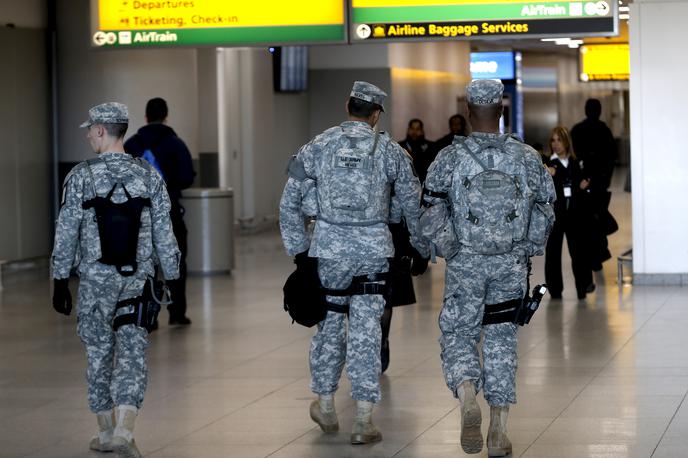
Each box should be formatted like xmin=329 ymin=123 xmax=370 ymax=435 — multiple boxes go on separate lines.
xmin=1 ymin=168 xmax=687 ymax=457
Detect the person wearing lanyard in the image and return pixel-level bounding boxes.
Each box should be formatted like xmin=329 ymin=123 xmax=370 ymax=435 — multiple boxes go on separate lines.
xmin=544 ymin=126 xmax=594 ymax=300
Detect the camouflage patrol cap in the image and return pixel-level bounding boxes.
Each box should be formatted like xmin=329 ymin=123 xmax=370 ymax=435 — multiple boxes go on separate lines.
xmin=466 ymin=79 xmax=504 ymax=105
xmin=350 ymin=81 xmax=387 ymax=112
xmin=79 ymin=102 xmax=129 ymax=128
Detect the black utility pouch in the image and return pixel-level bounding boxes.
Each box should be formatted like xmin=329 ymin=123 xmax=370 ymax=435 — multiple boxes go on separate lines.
xmin=113 ymin=277 xmax=171 ymax=333
xmin=283 ymin=265 xmax=328 ymax=328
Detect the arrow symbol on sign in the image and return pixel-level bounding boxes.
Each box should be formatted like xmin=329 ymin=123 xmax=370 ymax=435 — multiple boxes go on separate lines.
xmin=597 ymin=1 xmax=610 ymax=16
xmin=93 ymin=31 xmax=107 ymax=46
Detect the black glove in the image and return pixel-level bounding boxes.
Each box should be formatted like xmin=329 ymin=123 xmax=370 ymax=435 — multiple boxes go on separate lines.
xmin=410 ymin=248 xmax=430 ymax=276
xmin=52 ymin=278 xmax=72 ymax=316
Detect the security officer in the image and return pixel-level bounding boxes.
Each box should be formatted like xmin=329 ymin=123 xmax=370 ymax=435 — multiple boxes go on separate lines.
xmin=279 ymin=82 xmax=429 ymax=444
xmin=423 ymin=80 xmax=555 ymax=456
xmin=399 ymin=118 xmax=435 ymax=183
xmin=52 ymin=103 xmax=180 ymax=458
xmin=434 ymin=113 xmax=469 ymax=152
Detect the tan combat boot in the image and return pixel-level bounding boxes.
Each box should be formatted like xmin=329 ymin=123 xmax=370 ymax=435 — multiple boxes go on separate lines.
xmin=350 ymin=400 xmax=382 ymax=444
xmin=111 ymin=405 xmax=142 ymax=458
xmin=309 ymin=394 xmax=339 ymax=433
xmin=457 ymin=380 xmax=483 ymax=454
xmin=487 ymin=406 xmax=512 ymax=457
xmin=89 ymin=410 xmax=115 ymax=452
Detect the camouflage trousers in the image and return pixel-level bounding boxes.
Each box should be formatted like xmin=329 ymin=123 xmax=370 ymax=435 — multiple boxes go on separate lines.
xmin=310 ymin=258 xmax=388 ymax=403
xmin=76 ymin=265 xmax=149 ymax=413
xmin=439 ymin=252 xmax=527 ymax=406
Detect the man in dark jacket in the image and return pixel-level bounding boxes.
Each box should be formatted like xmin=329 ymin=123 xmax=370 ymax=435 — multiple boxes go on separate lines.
xmin=570 ymin=99 xmax=617 ymax=270
xmin=434 ymin=114 xmax=469 ymax=152
xmin=570 ymin=99 xmax=616 ymax=192
xmin=125 ymin=98 xmax=195 ymax=325
xmin=399 ymin=119 xmax=434 ymax=183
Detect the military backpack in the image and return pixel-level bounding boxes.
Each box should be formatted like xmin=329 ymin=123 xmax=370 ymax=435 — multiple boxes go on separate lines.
xmin=450 ymin=136 xmax=531 ymax=255
xmin=317 ymin=127 xmax=391 ymax=226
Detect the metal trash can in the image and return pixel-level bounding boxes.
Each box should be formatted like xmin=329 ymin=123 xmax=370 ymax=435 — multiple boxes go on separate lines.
xmin=180 ymin=188 xmax=234 ymax=274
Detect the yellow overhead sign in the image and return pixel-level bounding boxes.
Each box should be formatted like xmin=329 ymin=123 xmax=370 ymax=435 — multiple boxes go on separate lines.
xmin=91 ymin=0 xmax=346 ymax=47
xmin=97 ymin=0 xmax=344 ymax=30
xmin=580 ymin=44 xmax=629 ymax=81
xmin=354 ymin=0 xmax=523 ymax=5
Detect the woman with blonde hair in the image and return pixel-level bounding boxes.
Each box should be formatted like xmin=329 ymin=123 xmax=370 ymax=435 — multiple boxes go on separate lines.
xmin=544 ymin=126 xmax=595 ymax=300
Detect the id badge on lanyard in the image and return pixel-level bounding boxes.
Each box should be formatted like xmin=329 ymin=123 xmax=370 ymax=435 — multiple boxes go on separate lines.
xmin=563 ymin=186 xmax=572 ymax=198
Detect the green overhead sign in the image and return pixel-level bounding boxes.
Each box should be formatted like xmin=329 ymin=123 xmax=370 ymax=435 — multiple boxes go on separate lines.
xmin=350 ymin=0 xmax=618 ymax=42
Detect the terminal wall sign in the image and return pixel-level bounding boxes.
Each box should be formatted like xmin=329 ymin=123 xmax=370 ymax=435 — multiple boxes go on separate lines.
xmin=351 ymin=0 xmax=617 ymax=42
xmin=579 ymin=43 xmax=629 ymax=81
xmin=470 ymin=51 xmax=515 ymax=80
xmin=90 ymin=0 xmax=346 ymax=47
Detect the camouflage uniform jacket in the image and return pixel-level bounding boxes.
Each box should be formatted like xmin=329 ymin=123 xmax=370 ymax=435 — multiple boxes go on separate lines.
xmin=280 ymin=121 xmax=429 ymax=259
xmin=52 ymin=152 xmax=181 ymax=280
xmin=424 ymin=132 xmax=555 ymax=256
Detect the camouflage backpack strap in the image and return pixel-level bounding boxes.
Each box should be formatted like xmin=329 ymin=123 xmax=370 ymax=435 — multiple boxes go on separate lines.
xmin=474 ymin=136 xmax=512 ymax=166
xmin=84 ymin=157 xmax=103 ymax=198
xmin=463 ymin=141 xmax=490 ymax=172
xmin=369 ymin=128 xmax=380 ymax=157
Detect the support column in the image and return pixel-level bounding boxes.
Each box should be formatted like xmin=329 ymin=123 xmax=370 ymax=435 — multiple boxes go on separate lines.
xmin=630 ymin=0 xmax=688 ymax=284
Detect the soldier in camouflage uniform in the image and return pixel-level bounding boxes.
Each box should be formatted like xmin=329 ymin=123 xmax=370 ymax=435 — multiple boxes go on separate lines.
xmin=279 ymin=82 xmax=429 ymax=444
xmin=51 ymin=103 xmax=180 ymax=458
xmin=422 ymin=80 xmax=555 ymax=456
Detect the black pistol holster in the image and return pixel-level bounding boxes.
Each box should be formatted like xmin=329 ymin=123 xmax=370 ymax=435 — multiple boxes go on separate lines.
xmin=323 ymin=272 xmax=391 ymax=314
xmin=513 ymin=284 xmax=548 ymax=326
xmin=482 ymin=284 xmax=548 ymax=327
xmin=82 ymin=182 xmax=151 ymax=276
xmin=113 ymin=277 xmax=171 ymax=333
